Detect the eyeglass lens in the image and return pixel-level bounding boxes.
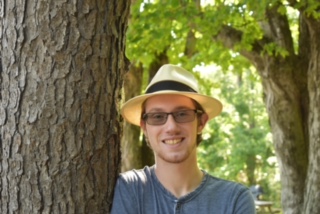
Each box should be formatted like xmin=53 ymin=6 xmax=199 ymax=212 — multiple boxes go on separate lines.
xmin=143 ymin=110 xmax=201 ymax=125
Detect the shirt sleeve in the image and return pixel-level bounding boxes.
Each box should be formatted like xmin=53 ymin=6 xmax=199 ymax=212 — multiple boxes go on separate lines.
xmin=233 ymin=187 xmax=256 ymax=214
xmin=110 ymin=175 xmax=138 ymax=214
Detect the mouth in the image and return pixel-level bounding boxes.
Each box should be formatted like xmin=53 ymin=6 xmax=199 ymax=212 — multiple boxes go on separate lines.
xmin=163 ymin=138 xmax=183 ymax=145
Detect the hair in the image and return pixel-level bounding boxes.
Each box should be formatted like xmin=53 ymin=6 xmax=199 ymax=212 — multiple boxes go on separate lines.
xmin=140 ymin=97 xmax=206 ymax=146
xmin=192 ymin=100 xmax=205 ymax=146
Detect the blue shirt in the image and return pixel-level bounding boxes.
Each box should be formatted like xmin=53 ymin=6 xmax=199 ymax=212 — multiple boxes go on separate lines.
xmin=111 ymin=166 xmax=256 ymax=214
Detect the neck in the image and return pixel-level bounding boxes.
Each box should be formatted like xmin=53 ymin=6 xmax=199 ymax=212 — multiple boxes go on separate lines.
xmin=154 ymin=159 xmax=204 ymax=198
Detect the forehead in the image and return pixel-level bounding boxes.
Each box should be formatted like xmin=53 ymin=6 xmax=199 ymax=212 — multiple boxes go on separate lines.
xmin=144 ymin=94 xmax=195 ymax=111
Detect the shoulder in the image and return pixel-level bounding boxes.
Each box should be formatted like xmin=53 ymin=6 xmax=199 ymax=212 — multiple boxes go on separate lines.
xmin=205 ymin=173 xmax=249 ymax=192
xmin=203 ymin=173 xmax=253 ymax=202
xmin=111 ymin=167 xmax=154 ymax=214
xmin=113 ymin=166 xmax=155 ymax=201
xmin=200 ymin=173 xmax=255 ymax=212
xmin=205 ymin=174 xmax=255 ymax=210
xmin=117 ymin=166 xmax=153 ymax=185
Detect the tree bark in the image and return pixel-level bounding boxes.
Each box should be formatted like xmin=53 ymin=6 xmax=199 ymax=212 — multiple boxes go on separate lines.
xmin=260 ymin=56 xmax=308 ymax=213
xmin=0 ymin=0 xmax=130 ymax=213
xmin=302 ymin=16 xmax=320 ymax=214
xmin=121 ymin=63 xmax=144 ymax=172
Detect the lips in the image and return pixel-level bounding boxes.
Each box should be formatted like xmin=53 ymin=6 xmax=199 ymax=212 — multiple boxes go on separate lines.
xmin=163 ymin=138 xmax=182 ymax=145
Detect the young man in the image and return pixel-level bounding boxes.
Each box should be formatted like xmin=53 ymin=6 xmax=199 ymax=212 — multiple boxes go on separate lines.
xmin=111 ymin=64 xmax=256 ymax=214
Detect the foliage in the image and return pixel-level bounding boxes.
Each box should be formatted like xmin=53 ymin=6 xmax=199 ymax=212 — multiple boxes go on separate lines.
xmin=195 ymin=65 xmax=279 ymax=203
xmin=125 ymin=0 xmax=318 ymax=208
xmin=127 ymin=0 xmax=261 ymax=68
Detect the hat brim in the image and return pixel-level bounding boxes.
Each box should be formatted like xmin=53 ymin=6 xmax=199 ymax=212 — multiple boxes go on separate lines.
xmin=121 ymin=90 xmax=222 ymax=126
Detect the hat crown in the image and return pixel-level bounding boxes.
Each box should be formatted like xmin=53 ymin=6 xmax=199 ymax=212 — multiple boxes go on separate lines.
xmin=146 ymin=64 xmax=199 ymax=92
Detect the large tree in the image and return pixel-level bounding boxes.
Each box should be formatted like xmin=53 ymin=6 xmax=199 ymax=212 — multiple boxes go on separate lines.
xmin=0 ymin=0 xmax=130 ymax=213
xmin=121 ymin=52 xmax=168 ymax=171
xmin=126 ymin=0 xmax=320 ymax=213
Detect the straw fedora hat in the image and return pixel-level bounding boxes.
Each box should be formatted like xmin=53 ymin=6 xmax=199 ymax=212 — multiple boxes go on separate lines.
xmin=121 ymin=64 xmax=223 ymax=126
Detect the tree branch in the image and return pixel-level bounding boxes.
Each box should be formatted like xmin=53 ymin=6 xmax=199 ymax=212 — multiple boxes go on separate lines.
xmin=213 ymin=3 xmax=297 ymax=69
xmin=214 ymin=25 xmax=268 ymax=69
xmin=264 ymin=3 xmax=295 ymax=54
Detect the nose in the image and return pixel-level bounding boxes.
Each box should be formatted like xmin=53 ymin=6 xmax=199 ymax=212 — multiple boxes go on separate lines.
xmin=164 ymin=114 xmax=180 ymax=132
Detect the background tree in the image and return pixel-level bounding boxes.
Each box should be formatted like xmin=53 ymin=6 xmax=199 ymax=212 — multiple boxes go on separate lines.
xmin=0 ymin=0 xmax=130 ymax=213
xmin=196 ymin=66 xmax=278 ymax=204
xmin=121 ymin=51 xmax=169 ymax=170
xmin=121 ymin=63 xmax=145 ymax=171
xmin=125 ymin=0 xmax=320 ymax=213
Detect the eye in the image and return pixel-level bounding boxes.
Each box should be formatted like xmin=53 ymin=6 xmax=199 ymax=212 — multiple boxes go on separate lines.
xmin=175 ymin=110 xmax=189 ymax=118
xmin=149 ymin=113 xmax=166 ymax=120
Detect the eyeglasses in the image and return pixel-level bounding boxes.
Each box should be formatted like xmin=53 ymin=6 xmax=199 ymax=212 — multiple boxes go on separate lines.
xmin=142 ymin=109 xmax=203 ymax=126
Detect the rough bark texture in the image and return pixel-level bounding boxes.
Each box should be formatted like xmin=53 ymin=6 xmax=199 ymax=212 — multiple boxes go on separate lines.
xmin=260 ymin=56 xmax=308 ymax=214
xmin=0 ymin=0 xmax=130 ymax=213
xmin=121 ymin=64 xmax=144 ymax=172
xmin=215 ymin=3 xmax=320 ymax=213
xmin=303 ymin=16 xmax=320 ymax=214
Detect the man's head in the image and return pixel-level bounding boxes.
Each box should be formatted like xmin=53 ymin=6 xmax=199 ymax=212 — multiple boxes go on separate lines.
xmin=121 ymin=64 xmax=223 ymax=127
xmin=139 ymin=94 xmax=208 ymax=163
xmin=141 ymin=94 xmax=208 ymax=145
xmin=141 ymin=95 xmax=206 ymax=145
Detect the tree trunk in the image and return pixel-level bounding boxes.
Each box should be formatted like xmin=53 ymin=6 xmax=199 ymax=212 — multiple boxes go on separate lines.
xmin=121 ymin=63 xmax=144 ymax=172
xmin=0 ymin=0 xmax=130 ymax=213
xmin=257 ymin=14 xmax=320 ymax=214
xmin=302 ymin=16 xmax=320 ymax=214
xmin=121 ymin=51 xmax=169 ymax=170
xmin=215 ymin=5 xmax=320 ymax=213
xmin=259 ymin=56 xmax=308 ymax=213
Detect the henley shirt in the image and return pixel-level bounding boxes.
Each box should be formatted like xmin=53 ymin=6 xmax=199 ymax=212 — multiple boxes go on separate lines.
xmin=111 ymin=165 xmax=256 ymax=214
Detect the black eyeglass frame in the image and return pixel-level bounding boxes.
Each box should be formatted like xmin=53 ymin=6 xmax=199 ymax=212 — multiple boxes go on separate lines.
xmin=142 ymin=109 xmax=204 ymax=126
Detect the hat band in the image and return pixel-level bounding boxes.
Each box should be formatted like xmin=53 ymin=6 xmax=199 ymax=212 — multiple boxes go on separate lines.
xmin=146 ymin=80 xmax=197 ymax=93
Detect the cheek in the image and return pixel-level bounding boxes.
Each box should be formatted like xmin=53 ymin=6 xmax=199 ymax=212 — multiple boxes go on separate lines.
xmin=143 ymin=126 xmax=157 ymax=140
xmin=143 ymin=129 xmax=159 ymax=148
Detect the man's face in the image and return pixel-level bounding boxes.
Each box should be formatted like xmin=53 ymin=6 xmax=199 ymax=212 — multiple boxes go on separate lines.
xmin=141 ymin=94 xmax=208 ymax=164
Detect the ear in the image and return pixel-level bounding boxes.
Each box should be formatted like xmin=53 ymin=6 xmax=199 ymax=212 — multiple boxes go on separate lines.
xmin=140 ymin=120 xmax=152 ymax=147
xmin=197 ymin=113 xmax=209 ymax=133
xmin=140 ymin=120 xmax=147 ymax=135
